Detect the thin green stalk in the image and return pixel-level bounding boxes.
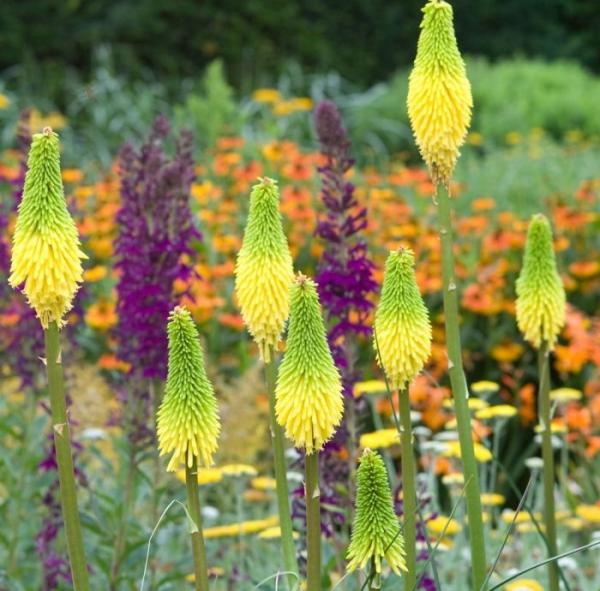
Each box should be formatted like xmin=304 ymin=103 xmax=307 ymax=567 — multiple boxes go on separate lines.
xmin=399 ymin=388 xmax=417 ymax=590
xmin=149 ymin=378 xmax=164 ymax=590
xmin=436 ymin=183 xmax=487 ymax=589
xmin=44 ymin=321 xmax=90 ymax=591
xmin=538 ymin=345 xmax=560 ymax=591
xmin=265 ymin=351 xmax=299 ymax=588
xmin=305 ymin=451 xmax=321 ymax=591
xmin=185 ymin=456 xmax=210 ymax=591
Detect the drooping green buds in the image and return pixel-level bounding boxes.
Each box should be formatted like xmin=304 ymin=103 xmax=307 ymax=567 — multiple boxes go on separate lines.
xmin=275 ymin=274 xmax=343 ymax=454
xmin=9 ymin=128 xmax=86 ymax=328
xmin=347 ymin=449 xmax=407 ymax=575
xmin=374 ymin=249 xmax=432 ymax=390
xmin=407 ymin=0 xmax=472 ymax=186
xmin=516 ymin=214 xmax=566 ymax=350
xmin=235 ymin=178 xmax=294 ymax=362
xmin=157 ymin=306 xmax=220 ymax=471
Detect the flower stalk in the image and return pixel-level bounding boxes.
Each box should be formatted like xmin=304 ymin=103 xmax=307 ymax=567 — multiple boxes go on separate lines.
xmin=305 ymin=451 xmax=321 ymax=591
xmin=538 ymin=345 xmax=560 ymax=591
xmin=185 ymin=456 xmax=210 ymax=591
xmin=265 ymin=352 xmax=299 ymax=589
xmin=44 ymin=322 xmax=90 ymax=591
xmin=399 ymin=388 xmax=417 ymax=590
xmin=516 ymin=213 xmax=565 ymax=591
xmin=436 ymin=183 xmax=487 ymax=588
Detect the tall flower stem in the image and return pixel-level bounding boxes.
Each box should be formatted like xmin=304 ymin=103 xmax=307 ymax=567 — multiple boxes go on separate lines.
xmin=538 ymin=344 xmax=559 ymax=591
xmin=185 ymin=456 xmax=209 ymax=591
xmin=44 ymin=321 xmax=90 ymax=591
xmin=265 ymin=350 xmax=298 ymax=589
xmin=305 ymin=451 xmax=321 ymax=591
xmin=436 ymin=184 xmax=487 ymax=588
xmin=399 ymin=388 xmax=417 ymax=590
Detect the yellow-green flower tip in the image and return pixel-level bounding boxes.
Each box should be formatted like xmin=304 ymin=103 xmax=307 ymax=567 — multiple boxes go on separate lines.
xmin=374 ymin=249 xmax=432 ymax=390
xmin=275 ymin=274 xmax=343 ymax=454
xmin=347 ymin=449 xmax=407 ymax=575
xmin=407 ymin=0 xmax=472 ymax=186
xmin=235 ymin=177 xmax=294 ymax=362
xmin=516 ymin=214 xmax=566 ymax=350
xmin=157 ymin=306 xmax=220 ymax=471
xmin=8 ymin=128 xmax=86 ymax=328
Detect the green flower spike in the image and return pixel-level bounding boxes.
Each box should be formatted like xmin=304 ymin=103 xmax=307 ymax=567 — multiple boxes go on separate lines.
xmin=374 ymin=248 xmax=432 ymax=390
xmin=235 ymin=177 xmax=294 ymax=362
xmin=347 ymin=449 xmax=407 ymax=575
xmin=516 ymin=214 xmax=566 ymax=350
xmin=157 ymin=306 xmax=220 ymax=471
xmin=275 ymin=274 xmax=344 ymax=454
xmin=9 ymin=127 xmax=86 ymax=327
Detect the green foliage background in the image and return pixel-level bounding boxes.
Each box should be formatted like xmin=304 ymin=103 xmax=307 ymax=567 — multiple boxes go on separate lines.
xmin=2 ymin=0 xmax=599 ymax=91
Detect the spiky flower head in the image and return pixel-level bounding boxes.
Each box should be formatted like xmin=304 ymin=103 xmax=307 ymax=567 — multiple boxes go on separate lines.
xmin=347 ymin=449 xmax=407 ymax=575
xmin=374 ymin=249 xmax=432 ymax=390
xmin=275 ymin=274 xmax=343 ymax=454
xmin=407 ymin=0 xmax=472 ymax=186
xmin=8 ymin=128 xmax=86 ymax=328
xmin=516 ymin=214 xmax=565 ymax=350
xmin=157 ymin=306 xmax=220 ymax=471
xmin=235 ymin=177 xmax=294 ymax=362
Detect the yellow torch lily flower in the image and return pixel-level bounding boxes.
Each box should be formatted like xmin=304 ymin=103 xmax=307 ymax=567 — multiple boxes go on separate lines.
xmin=157 ymin=306 xmax=220 ymax=471
xmin=275 ymin=274 xmax=343 ymax=454
xmin=516 ymin=214 xmax=566 ymax=350
xmin=9 ymin=128 xmax=86 ymax=327
xmin=235 ymin=177 xmax=294 ymax=362
xmin=407 ymin=0 xmax=472 ymax=186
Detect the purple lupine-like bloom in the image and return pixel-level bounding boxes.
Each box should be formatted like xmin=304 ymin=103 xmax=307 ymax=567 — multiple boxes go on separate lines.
xmin=292 ymin=101 xmax=377 ymax=549
xmin=313 ymin=100 xmax=377 ymax=395
xmin=114 ymin=115 xmax=200 ymax=384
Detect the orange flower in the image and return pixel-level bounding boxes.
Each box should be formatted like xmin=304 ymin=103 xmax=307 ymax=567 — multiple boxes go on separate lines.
xmin=98 ymin=353 xmax=131 ymax=372
xmin=518 ymin=384 xmax=536 ymax=425
xmin=218 ymin=313 xmax=245 ymax=331
xmin=83 ymin=265 xmax=108 ymax=282
xmin=85 ymin=300 xmax=117 ymax=331
xmin=87 ymin=238 xmax=114 ymax=259
xmin=491 ymin=342 xmax=523 ymax=363
xmin=569 ymin=260 xmax=600 ymax=279
xmin=216 ymin=136 xmax=245 ymax=151
xmin=62 ymin=168 xmax=84 ymax=183
xmin=0 ymin=312 xmax=20 ymax=327
xmin=471 ymin=197 xmax=495 ymax=212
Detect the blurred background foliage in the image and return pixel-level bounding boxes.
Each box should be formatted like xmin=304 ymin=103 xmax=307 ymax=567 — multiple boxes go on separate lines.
xmin=2 ymin=0 xmax=600 ymax=91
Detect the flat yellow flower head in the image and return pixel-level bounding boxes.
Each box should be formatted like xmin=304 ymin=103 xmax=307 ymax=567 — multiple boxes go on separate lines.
xmin=516 ymin=214 xmax=566 ymax=350
xmin=235 ymin=177 xmax=294 ymax=362
xmin=275 ymin=274 xmax=343 ymax=454
xmin=407 ymin=0 xmax=472 ymax=186
xmin=374 ymin=249 xmax=432 ymax=390
xmin=9 ymin=128 xmax=86 ymax=327
xmin=157 ymin=306 xmax=220 ymax=471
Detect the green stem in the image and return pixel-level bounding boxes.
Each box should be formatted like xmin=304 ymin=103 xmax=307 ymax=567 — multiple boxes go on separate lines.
xmin=538 ymin=345 xmax=560 ymax=591
xmin=44 ymin=321 xmax=90 ymax=590
xmin=399 ymin=389 xmax=417 ymax=590
xmin=185 ymin=457 xmax=210 ymax=591
xmin=305 ymin=451 xmax=321 ymax=591
xmin=265 ymin=352 xmax=299 ymax=589
xmin=436 ymin=183 xmax=487 ymax=589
